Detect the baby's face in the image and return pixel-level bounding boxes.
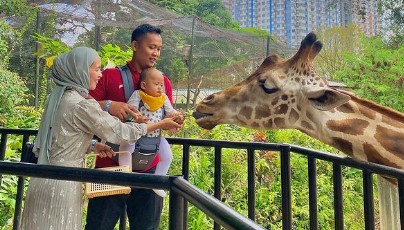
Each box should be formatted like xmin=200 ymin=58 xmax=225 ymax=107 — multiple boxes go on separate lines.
xmin=141 ymin=70 xmax=164 ymax=97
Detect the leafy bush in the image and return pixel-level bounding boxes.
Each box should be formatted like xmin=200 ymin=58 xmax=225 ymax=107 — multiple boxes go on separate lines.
xmin=334 ymin=35 xmax=404 ymax=112
xmin=1 ymin=105 xmax=42 ymax=129
xmin=0 ymin=66 xmax=29 ymax=117
xmin=161 ymin=117 xmax=367 ymax=229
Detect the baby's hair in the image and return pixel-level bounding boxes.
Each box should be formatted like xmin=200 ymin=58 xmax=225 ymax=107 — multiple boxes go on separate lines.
xmin=140 ymin=67 xmax=162 ymax=82
xmin=140 ymin=68 xmax=152 ymax=82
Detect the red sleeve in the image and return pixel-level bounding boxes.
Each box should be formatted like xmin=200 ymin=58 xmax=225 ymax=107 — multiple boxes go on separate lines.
xmin=163 ymin=75 xmax=173 ymax=105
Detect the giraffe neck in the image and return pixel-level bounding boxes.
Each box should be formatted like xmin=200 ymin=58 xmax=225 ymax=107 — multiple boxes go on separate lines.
xmin=298 ymin=94 xmax=404 ymax=169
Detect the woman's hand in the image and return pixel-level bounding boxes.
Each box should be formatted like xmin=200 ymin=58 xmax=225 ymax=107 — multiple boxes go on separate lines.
xmin=94 ymin=142 xmax=115 ymax=158
xmin=133 ymin=114 xmax=149 ymax=123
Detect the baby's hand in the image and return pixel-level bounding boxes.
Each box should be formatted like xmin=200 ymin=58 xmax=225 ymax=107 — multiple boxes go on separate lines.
xmin=167 ymin=127 xmax=180 ymax=135
xmin=167 ymin=111 xmax=185 ymax=125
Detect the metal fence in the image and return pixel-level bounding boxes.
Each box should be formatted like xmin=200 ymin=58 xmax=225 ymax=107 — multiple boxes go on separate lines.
xmin=1 ymin=128 xmax=404 ymax=229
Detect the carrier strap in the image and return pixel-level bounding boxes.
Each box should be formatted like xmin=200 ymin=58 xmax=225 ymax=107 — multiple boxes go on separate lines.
xmin=118 ymin=65 xmax=134 ymax=102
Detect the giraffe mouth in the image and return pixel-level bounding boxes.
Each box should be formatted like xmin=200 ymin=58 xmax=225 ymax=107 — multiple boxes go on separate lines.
xmin=192 ymin=111 xmax=217 ymax=130
xmin=192 ymin=111 xmax=212 ymax=120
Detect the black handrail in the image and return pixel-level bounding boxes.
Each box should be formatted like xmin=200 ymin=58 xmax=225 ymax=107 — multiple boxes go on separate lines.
xmin=0 ymin=161 xmax=265 ymax=230
xmin=2 ymin=128 xmax=404 ymax=229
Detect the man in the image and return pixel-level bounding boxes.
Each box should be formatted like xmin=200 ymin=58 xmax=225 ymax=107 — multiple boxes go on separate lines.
xmin=85 ymin=24 xmax=175 ymax=230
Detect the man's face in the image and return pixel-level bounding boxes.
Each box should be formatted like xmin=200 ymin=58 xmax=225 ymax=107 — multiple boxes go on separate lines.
xmin=132 ymin=32 xmax=162 ymax=70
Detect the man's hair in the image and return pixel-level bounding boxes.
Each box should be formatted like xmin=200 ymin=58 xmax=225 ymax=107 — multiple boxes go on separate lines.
xmin=131 ymin=24 xmax=162 ymax=42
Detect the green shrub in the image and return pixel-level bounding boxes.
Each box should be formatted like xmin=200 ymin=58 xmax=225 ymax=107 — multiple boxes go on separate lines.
xmin=0 ymin=66 xmax=29 ymax=116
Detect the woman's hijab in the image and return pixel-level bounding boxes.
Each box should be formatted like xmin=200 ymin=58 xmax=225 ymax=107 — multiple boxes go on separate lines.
xmin=34 ymin=47 xmax=99 ymax=164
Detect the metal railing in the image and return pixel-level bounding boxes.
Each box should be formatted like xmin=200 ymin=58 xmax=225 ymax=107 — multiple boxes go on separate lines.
xmin=1 ymin=128 xmax=404 ymax=229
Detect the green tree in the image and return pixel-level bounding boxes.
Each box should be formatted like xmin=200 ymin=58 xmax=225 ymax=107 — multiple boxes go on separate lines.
xmin=314 ymin=25 xmax=363 ymax=79
xmin=150 ymin=0 xmax=238 ymax=29
xmin=377 ymin=0 xmax=403 ymax=47
xmin=0 ymin=0 xmax=31 ymax=16
xmin=334 ymin=35 xmax=403 ymax=112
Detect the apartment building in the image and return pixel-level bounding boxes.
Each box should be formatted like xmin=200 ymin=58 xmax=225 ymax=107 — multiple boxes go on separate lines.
xmin=223 ymin=0 xmax=381 ymax=47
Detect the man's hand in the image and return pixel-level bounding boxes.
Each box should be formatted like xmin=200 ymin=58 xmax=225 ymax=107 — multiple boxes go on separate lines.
xmin=94 ymin=142 xmax=115 ymax=158
xmin=108 ymin=101 xmax=139 ymax=121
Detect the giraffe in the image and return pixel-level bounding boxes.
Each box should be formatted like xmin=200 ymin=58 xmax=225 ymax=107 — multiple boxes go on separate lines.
xmin=193 ymin=32 xmax=404 ymax=170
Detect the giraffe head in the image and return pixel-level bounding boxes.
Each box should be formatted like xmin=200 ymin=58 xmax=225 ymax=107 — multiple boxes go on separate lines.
xmin=193 ymin=32 xmax=351 ymax=130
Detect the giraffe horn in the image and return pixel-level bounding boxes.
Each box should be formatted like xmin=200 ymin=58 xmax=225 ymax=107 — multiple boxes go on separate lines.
xmin=308 ymin=40 xmax=323 ymax=61
xmin=291 ymin=32 xmax=319 ymax=63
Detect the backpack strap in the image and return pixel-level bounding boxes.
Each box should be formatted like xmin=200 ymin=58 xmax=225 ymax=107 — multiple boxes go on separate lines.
xmin=118 ymin=65 xmax=134 ymax=101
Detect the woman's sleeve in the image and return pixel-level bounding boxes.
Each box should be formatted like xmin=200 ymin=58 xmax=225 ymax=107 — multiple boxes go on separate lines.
xmin=72 ymin=99 xmax=147 ymax=145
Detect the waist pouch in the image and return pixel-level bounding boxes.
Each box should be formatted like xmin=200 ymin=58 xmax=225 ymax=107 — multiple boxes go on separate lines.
xmin=107 ymin=136 xmax=160 ymax=171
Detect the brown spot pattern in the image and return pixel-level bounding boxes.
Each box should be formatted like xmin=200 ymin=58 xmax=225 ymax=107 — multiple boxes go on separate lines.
xmin=239 ymin=106 xmax=253 ymax=119
xmin=263 ymin=119 xmax=273 ymax=127
xmin=289 ymin=109 xmax=299 ymax=124
xmin=255 ymin=105 xmax=272 ymax=119
xmin=306 ymin=111 xmax=315 ymax=122
xmin=250 ymin=121 xmax=260 ymax=128
xmin=382 ymin=115 xmax=404 ymax=128
xmin=363 ymin=143 xmax=400 ymax=168
xmin=336 ymin=103 xmax=355 ymax=113
xmin=327 ymin=119 xmax=369 ymax=135
xmin=332 ymin=137 xmax=354 ymax=156
xmin=301 ymin=121 xmax=314 ymax=131
xmin=358 ymin=104 xmax=376 ymax=119
xmin=275 ymin=104 xmax=289 ymax=115
xmin=374 ymin=126 xmax=404 ymax=157
xmin=274 ymin=118 xmax=285 ymax=127
xmin=271 ymin=96 xmax=279 ymax=106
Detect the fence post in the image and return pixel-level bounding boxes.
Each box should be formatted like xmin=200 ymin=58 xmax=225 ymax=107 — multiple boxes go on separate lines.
xmin=214 ymin=146 xmax=222 ymax=230
xmin=333 ymin=163 xmax=343 ymax=230
xmin=247 ymin=148 xmax=256 ymax=221
xmin=169 ymin=189 xmax=184 ymax=229
xmin=280 ymin=144 xmax=291 ymax=230
xmin=308 ymin=156 xmax=318 ymax=230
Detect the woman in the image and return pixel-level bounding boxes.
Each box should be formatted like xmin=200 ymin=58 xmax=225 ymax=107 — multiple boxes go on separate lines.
xmin=20 ymin=47 xmax=181 ymax=230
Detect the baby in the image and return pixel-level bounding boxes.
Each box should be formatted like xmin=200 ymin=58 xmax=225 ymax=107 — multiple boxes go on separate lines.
xmin=119 ymin=67 xmax=183 ymax=197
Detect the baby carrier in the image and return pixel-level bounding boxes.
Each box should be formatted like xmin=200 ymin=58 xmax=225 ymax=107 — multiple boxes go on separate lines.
xmin=114 ymin=65 xmax=164 ymax=171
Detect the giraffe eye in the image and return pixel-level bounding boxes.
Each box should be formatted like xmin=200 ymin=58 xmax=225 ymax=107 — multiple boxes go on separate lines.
xmin=259 ymin=79 xmax=279 ymax=94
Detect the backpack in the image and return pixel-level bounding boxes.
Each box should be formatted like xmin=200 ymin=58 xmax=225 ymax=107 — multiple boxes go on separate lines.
xmin=108 ymin=65 xmax=164 ymax=172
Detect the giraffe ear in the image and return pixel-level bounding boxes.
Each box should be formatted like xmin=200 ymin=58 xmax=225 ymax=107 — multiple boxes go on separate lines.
xmin=304 ymin=87 xmax=351 ymax=111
